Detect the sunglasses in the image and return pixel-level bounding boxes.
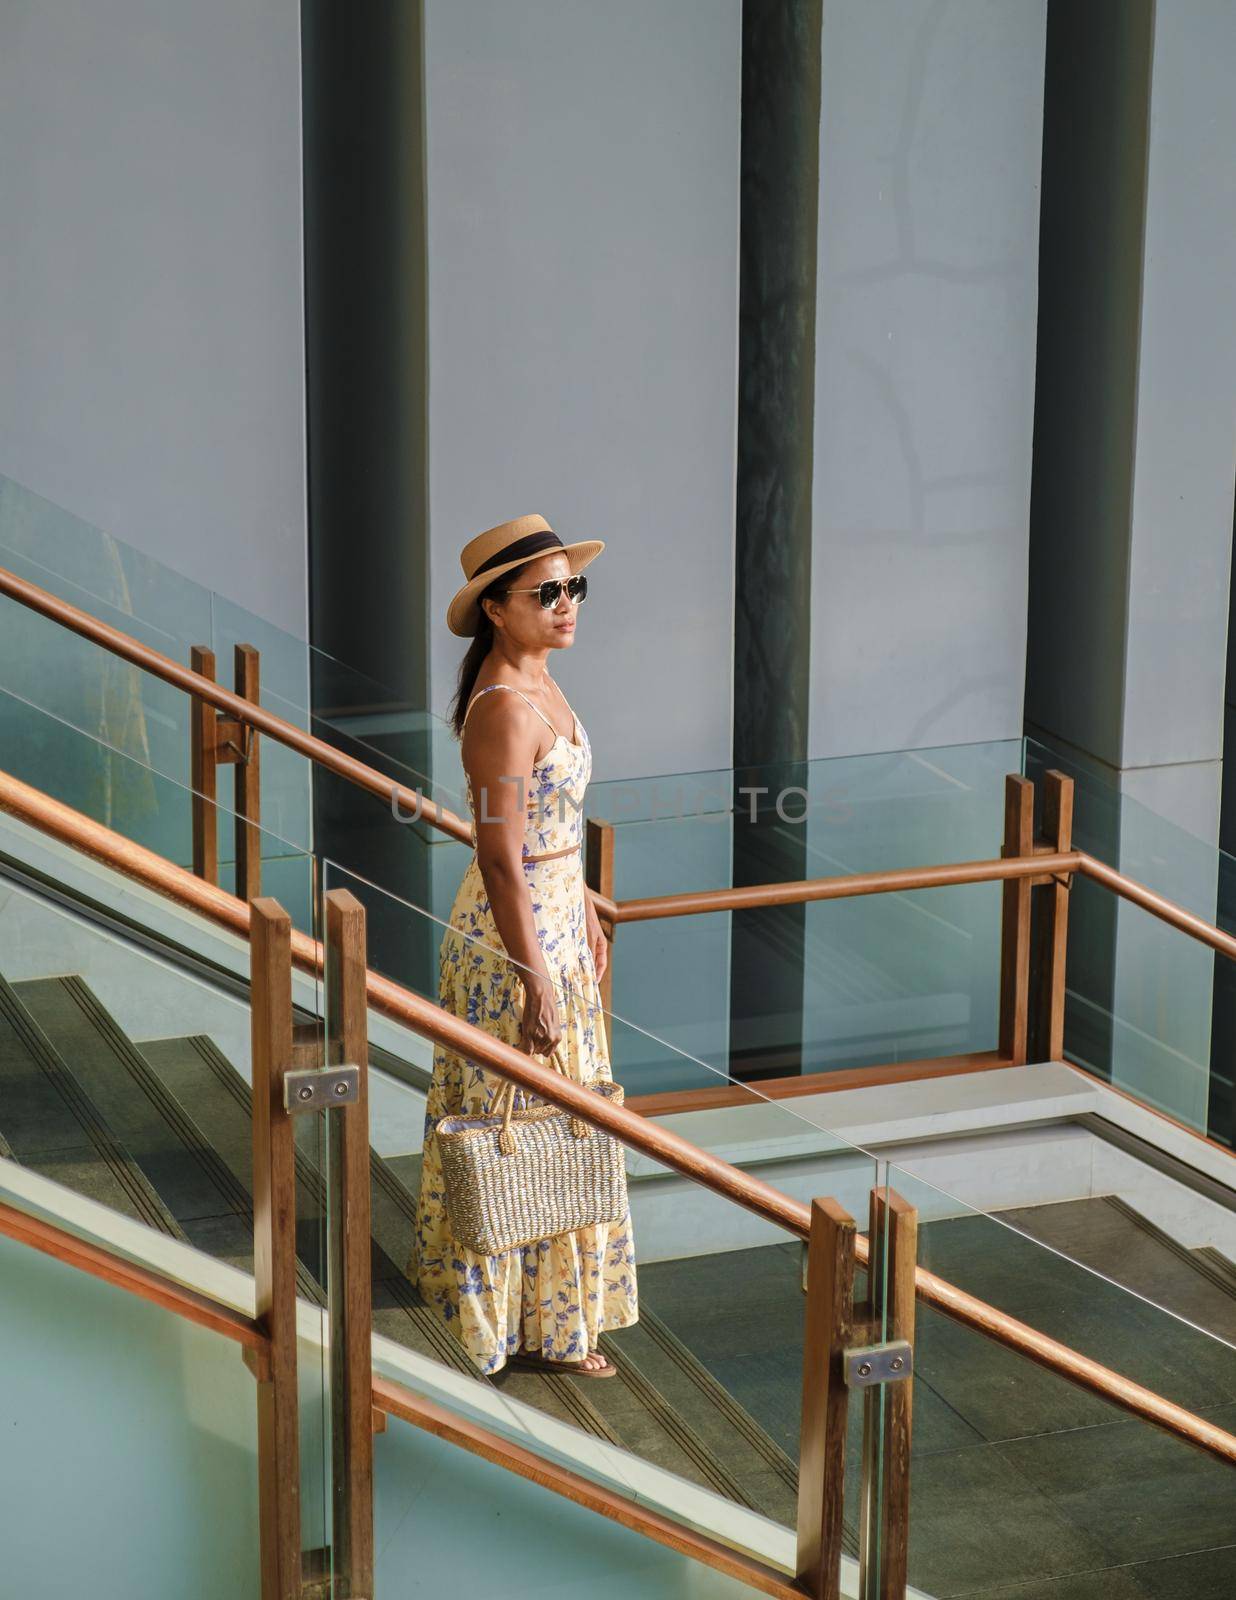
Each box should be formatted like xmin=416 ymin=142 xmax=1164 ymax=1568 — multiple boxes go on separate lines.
xmin=503 ymin=574 xmax=589 ymax=610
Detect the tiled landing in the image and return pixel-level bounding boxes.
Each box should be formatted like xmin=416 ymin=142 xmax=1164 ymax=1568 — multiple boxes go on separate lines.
xmin=637 ymin=1200 xmax=1236 ymax=1599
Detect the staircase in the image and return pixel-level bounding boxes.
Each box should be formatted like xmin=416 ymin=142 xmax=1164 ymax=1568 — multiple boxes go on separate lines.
xmin=5 ymin=955 xmax=1236 ymax=1595
xmin=0 ymin=963 xmax=799 ymax=1535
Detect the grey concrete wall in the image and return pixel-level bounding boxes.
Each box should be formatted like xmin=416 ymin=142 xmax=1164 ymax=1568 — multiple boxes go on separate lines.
xmin=1026 ymin=0 xmax=1236 ymax=845
xmin=1025 ymin=1 xmax=1236 ymax=1135
xmin=1024 ymin=0 xmax=1152 ymax=780
xmin=0 ymin=1 xmax=309 ymax=638
xmin=1112 ymin=0 xmax=1236 ymax=1130
xmin=808 ymin=0 xmax=1047 ymax=759
xmin=1120 ymin=0 xmax=1236 ymax=833
xmin=423 ymin=0 xmax=742 ymax=781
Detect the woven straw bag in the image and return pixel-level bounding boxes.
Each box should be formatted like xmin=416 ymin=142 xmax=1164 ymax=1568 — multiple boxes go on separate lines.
xmin=435 ymin=1045 xmax=629 ymax=1255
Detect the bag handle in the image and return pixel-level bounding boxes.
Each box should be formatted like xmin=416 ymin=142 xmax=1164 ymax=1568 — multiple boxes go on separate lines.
xmin=496 ymin=1043 xmax=590 ymax=1154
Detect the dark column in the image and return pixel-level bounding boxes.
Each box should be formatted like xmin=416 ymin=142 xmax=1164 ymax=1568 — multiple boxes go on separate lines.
xmin=729 ymin=0 xmax=822 ymax=1081
xmin=301 ymin=1 xmax=433 ymax=977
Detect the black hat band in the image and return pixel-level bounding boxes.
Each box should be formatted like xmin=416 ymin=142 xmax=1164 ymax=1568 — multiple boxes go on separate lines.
xmin=471 ymin=529 xmax=565 ymax=578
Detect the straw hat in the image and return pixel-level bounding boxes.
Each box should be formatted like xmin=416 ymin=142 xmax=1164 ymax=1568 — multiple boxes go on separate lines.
xmin=446 ymin=513 xmax=605 ymax=637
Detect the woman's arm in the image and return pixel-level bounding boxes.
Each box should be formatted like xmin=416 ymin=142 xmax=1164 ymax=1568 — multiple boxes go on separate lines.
xmin=584 ymin=896 xmax=608 ymax=981
xmin=464 ymin=696 xmax=564 ymax=1056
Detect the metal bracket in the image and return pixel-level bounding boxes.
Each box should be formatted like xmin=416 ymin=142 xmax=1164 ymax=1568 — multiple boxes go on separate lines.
xmin=843 ymin=1340 xmax=913 ymax=1389
xmin=283 ymin=1064 xmax=360 ymax=1114
xmin=213 ymin=712 xmax=255 ymax=765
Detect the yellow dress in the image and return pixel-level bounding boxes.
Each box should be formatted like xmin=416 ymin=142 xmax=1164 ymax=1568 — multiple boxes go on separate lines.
xmin=408 ymin=683 xmax=639 ymax=1374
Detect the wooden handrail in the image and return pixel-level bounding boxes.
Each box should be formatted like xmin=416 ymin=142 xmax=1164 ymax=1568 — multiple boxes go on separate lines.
xmin=0 ymin=1193 xmax=267 ymax=1354
xmin=910 ymin=1253 xmax=1236 ymax=1465
xmin=0 ymin=1193 xmax=798 ymax=1595
xmin=0 ymin=566 xmax=468 ymax=844
xmin=361 ymin=963 xmax=809 ymax=1235
xmin=366 ymin=974 xmax=1236 ymax=1471
xmin=372 ymin=1376 xmax=801 ymax=1598
xmin=10 ymin=560 xmax=1236 ymax=962
xmin=609 ymin=851 xmax=1082 ymax=923
xmin=0 ymin=561 xmax=627 ymax=922
xmin=0 ymin=765 xmax=806 ymax=1239
xmin=3 ymin=763 xmax=1236 ymax=1468
xmin=1076 ymin=853 xmax=1236 ymax=963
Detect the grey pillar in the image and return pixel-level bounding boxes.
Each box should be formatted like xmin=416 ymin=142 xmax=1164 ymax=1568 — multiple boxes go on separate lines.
xmin=729 ymin=0 xmax=823 ymax=1080
xmin=1027 ymin=0 xmax=1236 ymax=1129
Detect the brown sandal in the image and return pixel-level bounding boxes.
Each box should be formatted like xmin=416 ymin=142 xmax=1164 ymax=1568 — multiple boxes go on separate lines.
xmin=508 ymin=1349 xmax=617 ymax=1379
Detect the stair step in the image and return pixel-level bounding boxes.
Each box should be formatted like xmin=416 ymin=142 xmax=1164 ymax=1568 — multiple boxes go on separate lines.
xmin=605 ymin=1309 xmax=799 ymax=1524
xmin=13 ymin=977 xmax=256 ymax=1265
xmin=369 ymin=1145 xmax=734 ymax=1454
xmin=0 ymin=972 xmax=181 ymax=1236
xmin=384 ymin=1151 xmax=421 ymax=1196
xmin=635 ymin=1244 xmax=861 ymax=1549
xmin=142 ymin=1036 xmax=402 ymax=1273
xmin=137 ymin=1033 xmax=327 ymax=1304
xmin=999 ymin=1195 xmax=1236 ymax=1346
xmin=367 ymin=1149 xmax=631 ymax=1440
xmin=18 ymin=998 xmax=815 ymax=1523
xmin=591 ymin=1335 xmax=767 ymax=1507
xmin=370 ymin=1142 xmax=785 ymax=1484
xmin=135 ymin=1032 xmax=610 ymax=1439
xmin=1192 ymin=1244 xmax=1236 ymax=1298
xmin=370 ymin=1040 xmax=431 ymax=1095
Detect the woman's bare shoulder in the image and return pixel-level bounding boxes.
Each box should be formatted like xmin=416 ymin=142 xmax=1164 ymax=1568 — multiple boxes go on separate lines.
xmin=462 ymin=682 xmax=543 ymax=757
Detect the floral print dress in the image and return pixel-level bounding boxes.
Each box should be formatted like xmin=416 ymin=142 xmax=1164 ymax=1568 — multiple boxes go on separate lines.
xmin=408 ymin=683 xmax=639 ymax=1374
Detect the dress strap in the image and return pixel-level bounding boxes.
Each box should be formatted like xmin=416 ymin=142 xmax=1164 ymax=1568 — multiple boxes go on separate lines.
xmin=462 ymin=682 xmax=561 ymax=741
xmin=554 ymin=685 xmax=580 ymax=745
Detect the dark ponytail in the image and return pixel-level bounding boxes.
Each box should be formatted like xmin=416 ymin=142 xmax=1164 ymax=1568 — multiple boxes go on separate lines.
xmin=446 ymin=564 xmax=531 ymax=738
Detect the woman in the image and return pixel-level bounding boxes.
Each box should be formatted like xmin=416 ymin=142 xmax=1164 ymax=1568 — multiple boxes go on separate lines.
xmin=408 ymin=513 xmax=638 ymax=1378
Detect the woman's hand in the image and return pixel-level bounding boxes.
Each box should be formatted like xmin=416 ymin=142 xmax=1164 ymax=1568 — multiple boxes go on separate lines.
xmin=585 ymin=900 xmax=609 ymax=983
xmin=518 ymin=971 xmax=564 ymax=1058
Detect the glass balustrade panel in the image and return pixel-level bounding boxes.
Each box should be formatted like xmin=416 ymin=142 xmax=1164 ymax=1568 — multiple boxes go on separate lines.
xmin=589 ymin=739 xmax=1020 ymax=1093
xmin=0 ymin=701 xmax=334 ymax=1572
xmin=879 ymin=1157 xmax=1236 ymax=1599
xmin=1026 ymin=733 xmax=1236 ymax=1144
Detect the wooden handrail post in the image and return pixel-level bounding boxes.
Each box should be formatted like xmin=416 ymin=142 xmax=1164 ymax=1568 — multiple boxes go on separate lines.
xmin=250 ymin=897 xmax=302 ymax=1600
xmin=325 ymin=887 xmax=375 ymax=1597
xmin=585 ymin=817 xmax=616 ymax=1016
xmin=858 ymin=1189 xmax=918 ymax=1600
xmin=1038 ymin=771 xmax=1074 ymax=1061
xmin=796 ymin=1197 xmax=856 ymax=1600
xmin=190 ymin=645 xmax=219 ymax=884
xmin=191 ymin=641 xmax=262 ymax=898
xmin=232 ymin=643 xmax=262 ymax=902
xmin=998 ymin=774 xmax=1034 ymax=1063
